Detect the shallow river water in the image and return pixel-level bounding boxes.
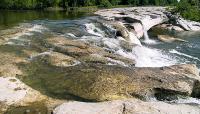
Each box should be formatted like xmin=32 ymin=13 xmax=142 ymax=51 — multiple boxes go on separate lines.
xmin=0 ymin=10 xmax=200 ymax=69
xmin=1 ymin=10 xmax=200 ymax=112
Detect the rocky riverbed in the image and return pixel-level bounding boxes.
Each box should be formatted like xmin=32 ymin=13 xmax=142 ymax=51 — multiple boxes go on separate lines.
xmin=0 ymin=7 xmax=200 ymax=114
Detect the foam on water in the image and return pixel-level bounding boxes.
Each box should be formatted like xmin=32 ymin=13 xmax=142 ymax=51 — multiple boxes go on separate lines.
xmin=28 ymin=51 xmax=52 ymax=60
xmin=102 ymin=38 xmax=120 ymax=50
xmin=132 ymin=46 xmax=177 ymax=67
xmin=6 ymin=24 xmax=47 ymax=45
xmin=171 ymin=97 xmax=200 ymax=105
xmin=79 ymin=23 xmax=178 ymax=68
xmin=28 ymin=24 xmax=47 ymax=33
xmin=169 ymin=49 xmax=200 ymax=62
xmin=66 ymin=33 xmax=77 ymax=38
xmin=128 ymin=32 xmax=142 ymax=46
xmin=84 ymin=23 xmax=105 ymax=37
xmin=143 ymin=28 xmax=157 ymax=45
xmin=9 ymin=24 xmax=46 ymax=40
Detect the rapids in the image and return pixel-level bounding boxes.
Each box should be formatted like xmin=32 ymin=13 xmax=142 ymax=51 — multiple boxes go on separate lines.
xmin=1 ymin=10 xmax=200 ymax=107
xmin=1 ymin=15 xmax=200 ymax=69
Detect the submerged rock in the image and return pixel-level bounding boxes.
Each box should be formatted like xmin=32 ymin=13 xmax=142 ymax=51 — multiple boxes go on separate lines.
xmin=46 ymin=37 xmax=105 ymax=57
xmin=0 ymin=52 xmax=26 ymax=77
xmin=54 ymin=99 xmax=200 ymax=114
xmin=153 ymin=24 xmax=184 ymax=32
xmin=46 ymin=36 xmax=135 ymax=66
xmin=157 ymin=35 xmax=187 ymax=43
xmin=21 ymin=63 xmax=200 ymax=102
xmin=30 ymin=51 xmax=79 ymax=67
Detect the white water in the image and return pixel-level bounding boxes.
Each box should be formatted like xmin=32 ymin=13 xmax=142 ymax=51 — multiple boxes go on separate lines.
xmin=5 ymin=24 xmax=47 ymax=46
xmin=84 ymin=23 xmax=104 ymax=37
xmin=128 ymin=32 xmax=142 ymax=46
xmin=143 ymin=28 xmax=157 ymax=44
xmin=173 ymin=97 xmax=200 ymax=105
xmin=170 ymin=49 xmax=200 ymax=62
xmin=132 ymin=46 xmax=177 ymax=67
xmin=81 ymin=22 xmax=178 ymax=68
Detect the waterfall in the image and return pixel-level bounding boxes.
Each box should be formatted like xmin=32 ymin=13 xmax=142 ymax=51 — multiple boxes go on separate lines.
xmin=143 ymin=28 xmax=150 ymax=41
xmin=142 ymin=26 xmax=157 ymax=44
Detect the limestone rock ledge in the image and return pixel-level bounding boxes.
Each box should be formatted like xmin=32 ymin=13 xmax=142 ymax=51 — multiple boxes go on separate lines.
xmin=54 ymin=99 xmax=200 ymax=114
xmin=95 ymin=7 xmax=200 ymax=39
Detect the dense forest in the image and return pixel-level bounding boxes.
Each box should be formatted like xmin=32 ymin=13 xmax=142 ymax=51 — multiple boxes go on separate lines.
xmin=0 ymin=0 xmax=183 ymax=9
xmin=0 ymin=0 xmax=199 ymax=9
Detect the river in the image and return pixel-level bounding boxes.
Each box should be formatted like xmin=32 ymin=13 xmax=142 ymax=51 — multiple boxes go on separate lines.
xmin=0 ymin=10 xmax=200 ymax=70
xmin=1 ymin=10 xmax=200 ymax=113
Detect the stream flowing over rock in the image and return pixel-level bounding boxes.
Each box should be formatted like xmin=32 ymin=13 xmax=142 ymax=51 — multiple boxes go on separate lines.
xmin=95 ymin=7 xmax=200 ymax=36
xmin=0 ymin=7 xmax=200 ymax=114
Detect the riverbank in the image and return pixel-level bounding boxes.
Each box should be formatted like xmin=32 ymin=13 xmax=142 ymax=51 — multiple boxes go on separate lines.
xmin=0 ymin=7 xmax=200 ymax=114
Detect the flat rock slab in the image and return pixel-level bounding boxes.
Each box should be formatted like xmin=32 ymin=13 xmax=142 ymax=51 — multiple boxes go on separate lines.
xmin=0 ymin=77 xmax=27 ymax=105
xmin=54 ymin=99 xmax=200 ymax=114
xmin=22 ymin=62 xmax=200 ymax=101
xmin=95 ymin=7 xmax=168 ymax=31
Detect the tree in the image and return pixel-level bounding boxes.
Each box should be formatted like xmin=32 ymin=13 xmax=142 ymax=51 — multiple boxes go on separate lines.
xmin=109 ymin=0 xmax=121 ymax=5
xmin=99 ymin=0 xmax=112 ymax=7
xmin=127 ymin=0 xmax=140 ymax=6
xmin=84 ymin=0 xmax=96 ymax=6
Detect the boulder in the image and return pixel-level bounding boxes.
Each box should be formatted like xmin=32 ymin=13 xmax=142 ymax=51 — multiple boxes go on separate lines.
xmin=157 ymin=35 xmax=187 ymax=43
xmin=113 ymin=22 xmax=130 ymax=41
xmin=111 ymin=22 xmax=142 ymax=45
xmin=54 ymin=99 xmax=200 ymax=114
xmin=21 ymin=63 xmax=200 ymax=102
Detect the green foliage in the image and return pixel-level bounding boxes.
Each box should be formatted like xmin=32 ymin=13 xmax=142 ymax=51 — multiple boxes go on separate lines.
xmin=127 ymin=0 xmax=140 ymax=6
xmin=173 ymin=0 xmax=200 ymax=21
xmin=99 ymin=0 xmax=112 ymax=7
xmin=0 ymin=0 xmax=181 ymax=9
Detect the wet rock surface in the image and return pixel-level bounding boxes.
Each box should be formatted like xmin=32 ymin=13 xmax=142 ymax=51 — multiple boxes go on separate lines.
xmin=157 ymin=35 xmax=187 ymax=43
xmin=0 ymin=7 xmax=200 ymax=114
xmin=20 ymin=62 xmax=200 ymax=102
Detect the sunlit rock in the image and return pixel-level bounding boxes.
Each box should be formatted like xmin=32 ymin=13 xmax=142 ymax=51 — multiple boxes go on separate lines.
xmin=54 ymin=99 xmax=200 ymax=114
xmin=21 ymin=63 xmax=200 ymax=102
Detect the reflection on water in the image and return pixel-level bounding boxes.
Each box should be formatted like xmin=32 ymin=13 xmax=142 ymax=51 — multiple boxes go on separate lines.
xmin=0 ymin=10 xmax=92 ymax=30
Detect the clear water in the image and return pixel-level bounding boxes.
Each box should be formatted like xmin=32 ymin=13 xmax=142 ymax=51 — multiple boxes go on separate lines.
xmin=147 ymin=31 xmax=200 ymax=69
xmin=0 ymin=10 xmax=200 ymax=109
xmin=0 ymin=10 xmax=200 ymax=69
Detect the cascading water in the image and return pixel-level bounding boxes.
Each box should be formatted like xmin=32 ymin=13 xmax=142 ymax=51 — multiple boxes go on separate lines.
xmin=80 ymin=20 xmax=178 ymax=68
xmin=142 ymin=26 xmax=157 ymax=44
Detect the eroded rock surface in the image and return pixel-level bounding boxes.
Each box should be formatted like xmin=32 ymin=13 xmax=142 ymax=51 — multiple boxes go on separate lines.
xmin=21 ymin=62 xmax=200 ymax=102
xmin=54 ymin=99 xmax=200 ymax=114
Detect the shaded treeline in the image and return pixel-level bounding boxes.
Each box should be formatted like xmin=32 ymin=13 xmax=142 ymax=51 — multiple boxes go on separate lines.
xmin=0 ymin=0 xmax=179 ymax=9
xmin=0 ymin=0 xmax=199 ymax=21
